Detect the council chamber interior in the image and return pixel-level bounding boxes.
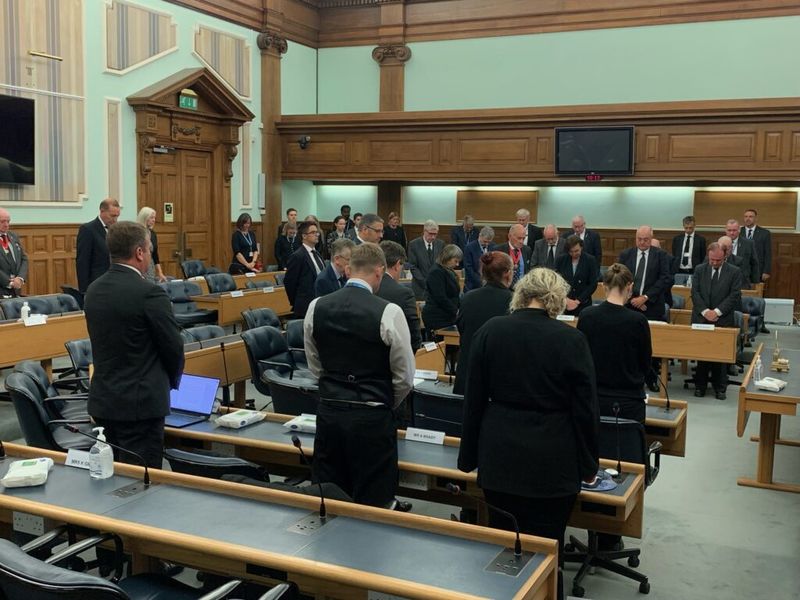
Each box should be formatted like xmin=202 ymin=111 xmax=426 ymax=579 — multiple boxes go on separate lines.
xmin=0 ymin=1 xmax=798 ymax=599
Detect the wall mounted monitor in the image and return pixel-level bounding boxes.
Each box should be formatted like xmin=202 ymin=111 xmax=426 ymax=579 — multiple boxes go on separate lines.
xmin=0 ymin=94 xmax=35 ymax=185
xmin=555 ymin=126 xmax=634 ymax=176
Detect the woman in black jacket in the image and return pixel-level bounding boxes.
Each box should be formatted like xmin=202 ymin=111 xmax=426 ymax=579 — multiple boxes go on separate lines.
xmin=458 ymin=267 xmax=599 ymax=599
xmin=555 ymin=235 xmax=598 ymax=316
xmin=381 ymin=212 xmax=407 ymax=249
xmin=452 ymin=251 xmax=513 ymax=395
xmin=421 ymin=244 xmax=462 ymax=336
xmin=230 ymin=212 xmax=261 ymax=274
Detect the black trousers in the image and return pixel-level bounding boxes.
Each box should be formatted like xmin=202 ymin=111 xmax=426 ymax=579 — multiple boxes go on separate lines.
xmin=92 ymin=416 xmax=165 ymax=469
xmin=695 ymin=360 xmax=728 ymax=392
xmin=312 ymin=401 xmax=398 ymax=507
xmin=484 ymin=489 xmax=577 ymax=600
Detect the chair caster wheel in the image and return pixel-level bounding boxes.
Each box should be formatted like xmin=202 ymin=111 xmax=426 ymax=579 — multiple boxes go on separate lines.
xmin=683 ymin=383 xmax=689 ymax=389
xmin=639 ymin=580 xmax=650 ymax=594
xmin=628 ymin=555 xmax=640 ymax=567
xmin=572 ymin=585 xmax=585 ymax=597
xmin=564 ymin=543 xmax=575 ymax=552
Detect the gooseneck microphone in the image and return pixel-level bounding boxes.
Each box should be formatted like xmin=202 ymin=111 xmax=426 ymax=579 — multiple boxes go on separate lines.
xmin=612 ymin=402 xmax=622 ymax=480
xmin=64 ymin=425 xmax=151 ymax=487
xmin=220 ymin=341 xmax=231 ymax=407
xmin=656 ymin=373 xmax=671 ymax=412
xmin=434 ymin=340 xmax=454 ymax=384
xmin=446 ymin=482 xmax=522 ymax=557
xmin=291 ymin=435 xmax=326 ymax=519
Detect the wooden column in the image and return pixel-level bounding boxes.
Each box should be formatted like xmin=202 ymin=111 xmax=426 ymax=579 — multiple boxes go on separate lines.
xmin=372 ymin=45 xmax=411 ymax=112
xmin=377 ymin=182 xmax=402 ymax=220
xmin=257 ymin=30 xmax=287 ymax=265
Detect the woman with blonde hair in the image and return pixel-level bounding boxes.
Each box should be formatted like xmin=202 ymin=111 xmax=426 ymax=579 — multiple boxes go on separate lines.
xmin=458 ymin=267 xmax=599 ymax=599
xmin=136 ymin=207 xmax=166 ymax=282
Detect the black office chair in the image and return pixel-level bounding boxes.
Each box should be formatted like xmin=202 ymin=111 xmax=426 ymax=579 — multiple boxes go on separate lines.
xmin=160 ymin=281 xmax=218 ymax=327
xmin=565 ymin=416 xmax=661 ymax=597
xmin=411 ymin=383 xmax=463 ymax=437
xmin=241 ymin=325 xmax=312 ymax=382
xmin=4 ymin=372 xmax=93 ymax=452
xmin=284 ymin=319 xmax=307 ymax=370
xmin=181 ymin=325 xmax=226 ymax=344
xmin=273 ymin=273 xmax=285 ymax=286
xmin=0 ymin=536 xmax=243 ymax=600
xmin=181 ymin=260 xmax=221 ymax=279
xmin=261 ymin=369 xmax=319 ymax=416
xmin=205 ymin=273 xmax=237 ymax=294
xmin=0 ymin=294 xmax=80 ymax=319
xmin=223 ymin=474 xmax=353 ymax=503
xmin=60 ymin=284 xmax=85 ymax=309
xmin=12 ymin=361 xmax=89 ymax=421
xmin=65 ymin=338 xmax=93 ymax=380
xmin=740 ymin=296 xmax=764 ymax=344
xmin=241 ymin=308 xmax=280 ymax=330
xmin=265 ymin=265 xmax=279 ymax=273
xmin=164 ymin=448 xmax=270 ymax=482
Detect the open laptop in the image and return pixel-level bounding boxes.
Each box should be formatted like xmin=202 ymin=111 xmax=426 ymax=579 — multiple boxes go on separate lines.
xmin=165 ymin=374 xmax=220 ymax=428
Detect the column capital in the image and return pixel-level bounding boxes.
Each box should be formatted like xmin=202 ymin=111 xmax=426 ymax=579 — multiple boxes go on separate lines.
xmin=372 ymin=44 xmax=411 ymax=65
xmin=257 ymin=30 xmax=288 ymax=56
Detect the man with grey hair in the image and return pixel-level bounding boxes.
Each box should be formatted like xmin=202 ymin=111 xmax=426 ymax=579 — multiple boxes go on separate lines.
xmin=618 ymin=225 xmax=672 ymax=321
xmin=354 ymin=213 xmax=384 ymax=245
xmin=450 ymin=214 xmax=478 ymax=254
xmin=532 ymin=224 xmax=566 ymax=269
xmin=494 ymin=224 xmax=532 ymax=288
xmin=304 ymin=242 xmax=415 ymax=507
xmin=315 ymin=238 xmax=355 ymax=297
xmin=408 ymin=219 xmax=445 ymax=299
xmin=463 ymin=226 xmax=495 ymax=291
xmin=724 ymin=219 xmax=759 ymax=288
xmin=516 ymin=208 xmax=543 ymax=251
xmin=717 ymin=236 xmax=747 ymax=287
xmin=561 ymin=214 xmax=602 ymax=263
xmin=0 ymin=207 xmax=28 ymax=297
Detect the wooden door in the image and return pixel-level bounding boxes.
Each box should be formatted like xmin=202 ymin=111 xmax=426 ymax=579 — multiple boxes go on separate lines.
xmin=180 ymin=150 xmax=214 ymax=269
xmin=148 ymin=152 xmax=180 ymax=277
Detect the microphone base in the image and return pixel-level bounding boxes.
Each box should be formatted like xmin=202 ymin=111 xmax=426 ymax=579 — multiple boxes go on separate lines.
xmin=484 ymin=547 xmax=536 ymax=577
xmin=109 ymin=480 xmax=158 ymax=498
xmin=288 ymin=512 xmax=336 ymax=535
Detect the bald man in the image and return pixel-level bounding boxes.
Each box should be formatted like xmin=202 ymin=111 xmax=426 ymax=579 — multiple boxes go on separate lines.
xmin=494 ymin=224 xmax=532 ymax=288
xmin=0 ymin=208 xmax=28 ymax=297
xmin=561 ymin=215 xmax=603 ymax=264
xmin=532 ymin=224 xmax=566 ymax=269
xmin=618 ymin=226 xmax=672 ymax=321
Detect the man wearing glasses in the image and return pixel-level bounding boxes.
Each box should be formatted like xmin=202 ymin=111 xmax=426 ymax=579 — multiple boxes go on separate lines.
xmin=353 ymin=213 xmax=384 ymax=245
xmin=284 ymin=221 xmax=324 ymax=318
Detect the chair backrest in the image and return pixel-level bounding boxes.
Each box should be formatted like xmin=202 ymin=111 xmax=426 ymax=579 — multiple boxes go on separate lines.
xmin=240 ymin=326 xmax=293 ymax=396
xmin=740 ymin=296 xmax=765 ymax=337
xmin=205 ymin=272 xmax=237 ymax=294
xmin=412 ymin=385 xmax=464 ymax=437
xmin=241 ymin=308 xmax=280 ymax=330
xmin=0 ymin=295 xmax=78 ymax=320
xmin=59 ymin=285 xmax=85 ymax=310
xmin=245 ymin=280 xmax=275 ymax=290
xmin=265 ymin=264 xmax=279 ymax=273
xmin=160 ymin=280 xmax=204 ymax=314
xmin=598 ymin=416 xmax=658 ymax=486
xmin=4 ymin=373 xmax=62 ymax=450
xmin=273 ymin=273 xmax=285 ymax=285
xmin=262 ymin=369 xmax=319 ymax=416
xmin=12 ymin=361 xmax=55 ymax=398
xmin=671 ymin=294 xmax=686 ymax=309
xmin=285 ymin=319 xmax=304 ymax=349
xmin=0 ymin=539 xmax=129 ymax=600
xmin=164 ymin=448 xmax=269 ymax=482
xmin=181 ymin=325 xmax=225 ymax=344
xmin=181 ymin=259 xmax=207 ymax=278
xmin=673 ymin=273 xmax=690 ymax=286
xmin=65 ymin=338 xmax=93 ymax=372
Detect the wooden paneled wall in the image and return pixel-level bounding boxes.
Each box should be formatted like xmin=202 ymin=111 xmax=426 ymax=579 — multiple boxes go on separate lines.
xmin=278 ymin=99 xmax=800 ymax=182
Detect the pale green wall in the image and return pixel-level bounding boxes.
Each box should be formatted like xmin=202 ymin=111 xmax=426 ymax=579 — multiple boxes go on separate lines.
xmin=405 ymin=16 xmax=800 ymax=111
xmin=316 ymin=185 xmax=377 ymax=219
xmin=281 ymin=180 xmax=317 ymax=218
xmin=281 ymin=41 xmax=317 ymax=115
xmin=10 ymin=0 xmax=261 ymax=224
xmin=317 ymin=46 xmax=379 ymax=113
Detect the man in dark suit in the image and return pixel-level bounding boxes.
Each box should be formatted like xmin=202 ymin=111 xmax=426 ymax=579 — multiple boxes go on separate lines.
xmin=671 ymin=215 xmax=706 ymax=275
xmin=378 ymin=240 xmax=422 ymax=352
xmin=463 ymin=226 xmax=495 ymax=292
xmin=276 ymin=207 xmax=298 ymax=237
xmin=407 ymin=220 xmax=445 ymax=299
xmin=304 ymin=243 xmax=415 ymax=507
xmin=618 ymin=225 xmax=672 ymax=321
xmin=346 ymin=213 xmax=363 ymax=240
xmin=274 ymin=222 xmax=298 ymax=270
xmin=742 ymin=208 xmax=772 ymax=332
xmin=725 ymin=219 xmax=759 ymax=288
xmin=76 ymin=198 xmax=120 ymax=293
xmin=315 ymin=238 xmax=354 ymax=298
xmin=561 ymin=215 xmax=602 ymax=264
xmin=494 ymin=224 xmax=531 ymax=289
xmin=691 ymin=243 xmax=743 ymax=400
xmin=340 ymin=204 xmax=355 ymax=234
xmin=284 ymin=221 xmax=325 ymax=318
xmin=515 ymin=208 xmax=543 ymax=252
xmin=531 ymin=225 xmax=566 ymax=269
xmin=0 ymin=208 xmax=28 ymax=297
xmin=450 ymin=215 xmax=479 ymax=255
xmin=352 ymin=213 xmax=384 ymax=245
xmin=85 ymin=221 xmax=184 ymax=468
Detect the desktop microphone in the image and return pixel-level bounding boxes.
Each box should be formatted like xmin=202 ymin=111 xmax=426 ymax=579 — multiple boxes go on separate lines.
xmin=63 ymin=425 xmax=151 ymax=487
xmin=612 ymin=402 xmax=622 ymax=480
xmin=220 ymin=341 xmax=232 ymax=407
xmin=656 ymin=373 xmax=671 ymax=412
xmin=434 ymin=340 xmax=454 ymax=385
xmin=291 ymin=435 xmax=326 ymax=520
xmin=446 ymin=482 xmax=522 ymax=557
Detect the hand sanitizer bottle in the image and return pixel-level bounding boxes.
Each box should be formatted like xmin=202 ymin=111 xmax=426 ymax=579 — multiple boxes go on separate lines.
xmin=754 ymin=355 xmax=763 ymax=382
xmin=89 ymin=427 xmax=114 ymax=480
xmin=20 ymin=301 xmax=30 ymax=320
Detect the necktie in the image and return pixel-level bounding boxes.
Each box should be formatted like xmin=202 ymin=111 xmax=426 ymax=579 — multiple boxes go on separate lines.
xmin=512 ymin=248 xmax=521 ymax=287
xmin=633 ymin=251 xmax=646 ymax=295
xmin=0 ymin=233 xmax=8 ymax=250
xmin=711 ymin=268 xmax=719 ymax=288
xmin=482 ymin=245 xmax=487 ymax=255
xmin=546 ymin=245 xmax=555 ymax=268
xmin=747 ymin=229 xmax=753 ymax=240
xmin=312 ymin=250 xmax=324 ymax=273
xmin=338 ymin=275 xmax=346 ymax=288
xmin=682 ymin=235 xmax=691 ymax=267
xmin=732 ymin=240 xmax=738 ymax=255
xmin=427 ymin=243 xmax=433 ymax=263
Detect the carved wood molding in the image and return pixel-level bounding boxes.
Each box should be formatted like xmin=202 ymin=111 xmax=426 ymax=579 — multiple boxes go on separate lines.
xmin=372 ymin=44 xmax=411 ymax=64
xmin=257 ymin=30 xmax=289 ymax=56
xmin=138 ymin=134 xmax=157 ymax=181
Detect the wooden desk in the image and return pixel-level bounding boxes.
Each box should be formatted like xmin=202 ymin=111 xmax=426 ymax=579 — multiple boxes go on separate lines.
xmin=414 ymin=341 xmax=447 ymax=373
xmin=189 ymin=272 xmax=286 ymax=295
xmin=0 ymin=443 xmax=558 ymax=600
xmin=645 ymin=398 xmax=688 ymax=457
xmin=166 ymin=413 xmax=646 ymax=538
xmin=184 ymin=337 xmax=250 ymax=407
xmin=191 ymin=288 xmax=292 ymax=326
xmin=0 ymin=313 xmax=87 ymax=374
xmin=736 ymin=345 xmax=800 ymax=494
xmin=672 ymin=282 xmax=763 ymax=311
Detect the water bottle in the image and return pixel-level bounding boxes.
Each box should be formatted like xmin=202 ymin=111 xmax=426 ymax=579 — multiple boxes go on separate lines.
xmin=89 ymin=427 xmax=114 ymax=480
xmin=20 ymin=301 xmax=30 ymax=320
xmin=686 ymin=276 xmax=692 ymax=289
xmin=754 ymin=356 xmax=763 ymax=382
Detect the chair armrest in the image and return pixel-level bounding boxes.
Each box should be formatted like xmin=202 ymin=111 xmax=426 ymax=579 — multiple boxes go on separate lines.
xmin=646 ymin=441 xmax=663 ymax=487
xmin=43 ymin=394 xmax=89 ymax=403
xmin=46 ymin=418 xmax=91 ymax=429
xmin=197 ymin=579 xmax=243 ymax=600
xmin=258 ymin=359 xmax=296 ymax=380
xmin=255 ymin=583 xmax=296 ymax=600
xmin=45 ymin=533 xmax=124 ymax=582
xmin=282 ymin=475 xmax=307 ymax=486
xmin=19 ymin=526 xmax=71 ymax=554
xmin=52 ymin=375 xmax=91 ymax=390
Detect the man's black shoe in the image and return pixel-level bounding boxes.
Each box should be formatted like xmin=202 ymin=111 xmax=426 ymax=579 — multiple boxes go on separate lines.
xmin=715 ymin=391 xmax=727 ymax=401
xmin=694 ymin=388 xmax=706 ymax=398
xmin=761 ymin=325 xmax=770 ymax=334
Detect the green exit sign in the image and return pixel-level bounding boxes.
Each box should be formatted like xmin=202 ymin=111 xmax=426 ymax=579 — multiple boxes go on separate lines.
xmin=179 ymin=94 xmax=198 ymax=110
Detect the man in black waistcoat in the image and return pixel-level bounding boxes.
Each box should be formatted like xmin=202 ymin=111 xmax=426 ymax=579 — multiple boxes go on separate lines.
xmin=304 ymin=243 xmax=415 ymax=507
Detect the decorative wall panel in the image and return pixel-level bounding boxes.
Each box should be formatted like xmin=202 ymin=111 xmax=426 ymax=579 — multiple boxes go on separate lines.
xmin=194 ymin=26 xmax=251 ymax=98
xmin=106 ymin=0 xmax=177 ymax=72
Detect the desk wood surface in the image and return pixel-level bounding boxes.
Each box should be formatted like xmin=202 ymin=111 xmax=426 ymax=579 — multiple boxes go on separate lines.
xmin=183 ymin=339 xmax=250 ymax=406
xmin=0 ymin=312 xmax=87 ymax=369
xmin=0 ymin=443 xmax=557 ymax=600
xmin=190 ymin=272 xmax=286 ymax=295
xmin=592 ymin=282 xmax=764 ymax=305
xmin=191 ymin=288 xmax=292 ymax=325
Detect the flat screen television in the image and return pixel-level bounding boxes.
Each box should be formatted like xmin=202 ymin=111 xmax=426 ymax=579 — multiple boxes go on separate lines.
xmin=555 ymin=126 xmax=634 ymax=176
xmin=0 ymin=95 xmax=35 ymax=185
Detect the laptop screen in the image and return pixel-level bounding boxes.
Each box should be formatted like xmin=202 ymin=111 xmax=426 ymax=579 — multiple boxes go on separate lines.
xmin=169 ymin=374 xmax=220 ymax=414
